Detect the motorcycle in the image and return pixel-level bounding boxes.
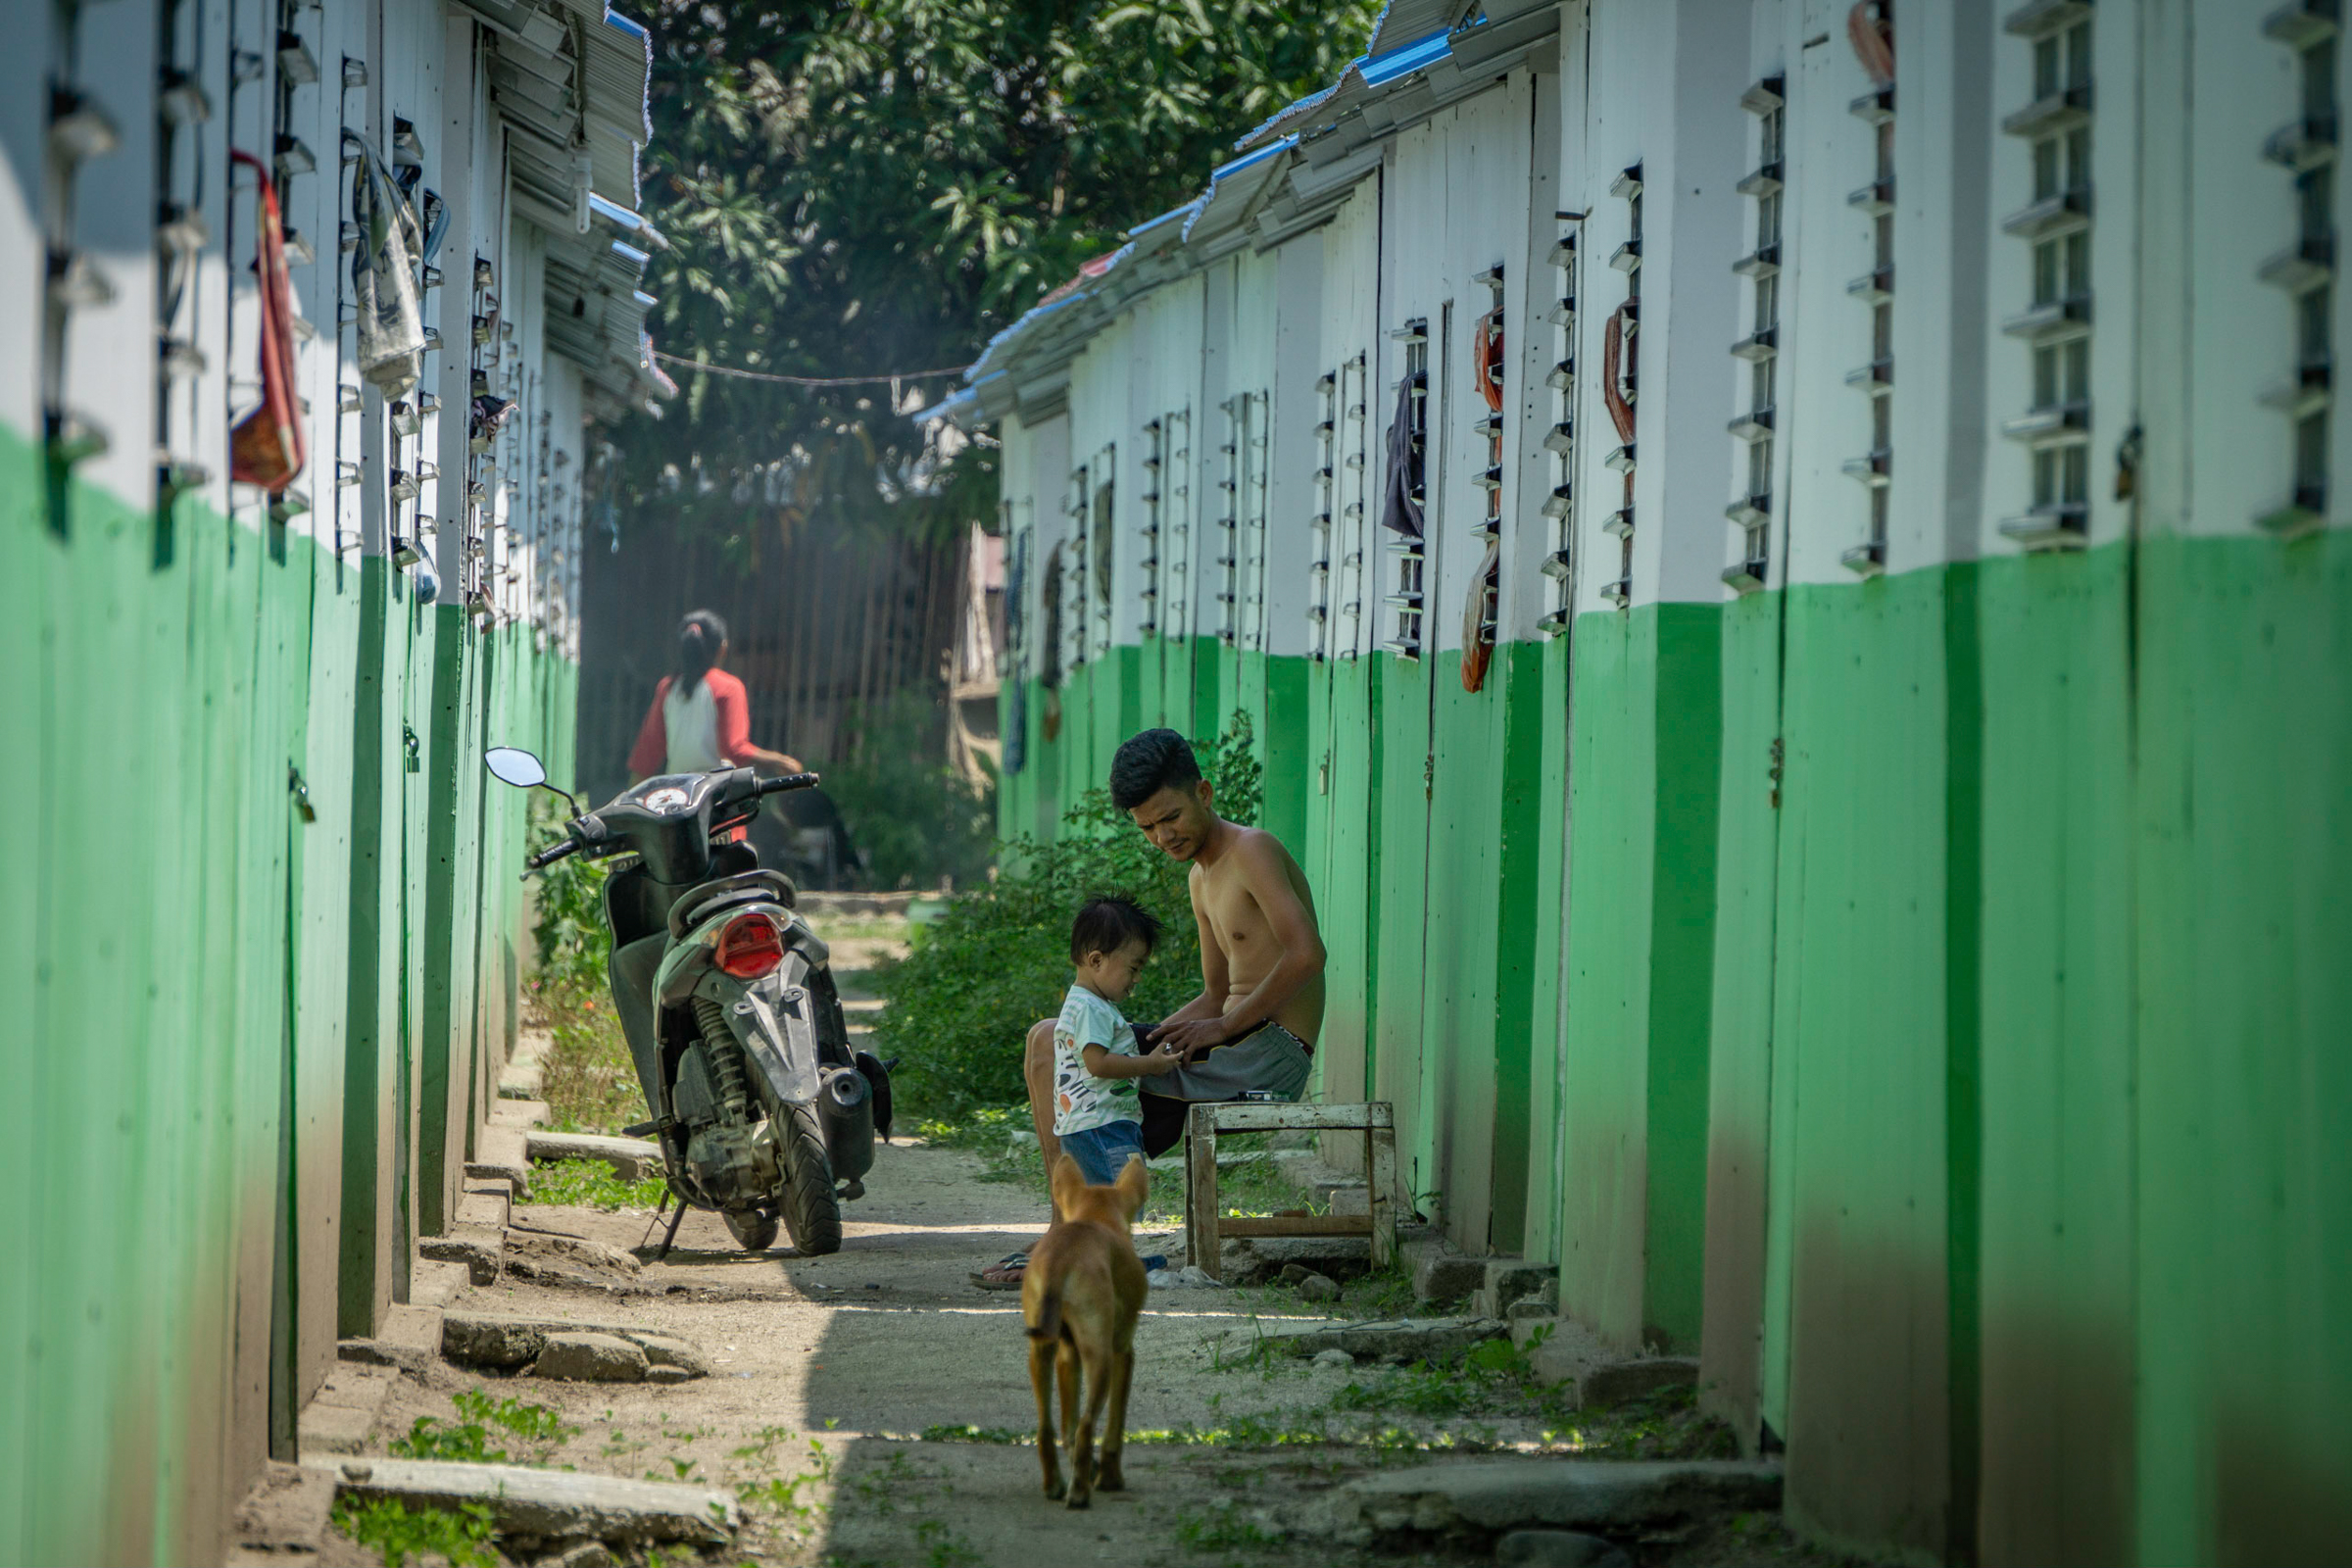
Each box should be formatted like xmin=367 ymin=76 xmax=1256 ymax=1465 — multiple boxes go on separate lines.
xmin=485 ymin=747 xmax=890 ymax=1255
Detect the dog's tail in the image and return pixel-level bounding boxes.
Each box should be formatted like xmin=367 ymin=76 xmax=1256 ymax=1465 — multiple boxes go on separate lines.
xmin=1026 ymin=1288 xmax=1062 ymax=1343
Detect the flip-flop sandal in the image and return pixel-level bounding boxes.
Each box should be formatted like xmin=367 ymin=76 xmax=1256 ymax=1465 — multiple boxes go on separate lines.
xmin=969 ymin=1251 xmax=1029 ymax=1291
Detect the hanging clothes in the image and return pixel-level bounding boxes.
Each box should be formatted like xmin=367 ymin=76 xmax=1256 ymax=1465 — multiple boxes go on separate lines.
xmin=347 ymin=134 xmax=427 ymax=396
xmin=226 ymin=151 xmax=306 ymax=493
xmin=1461 ymin=305 xmax=1505 ymax=694
xmin=1003 ymin=531 xmax=1029 ymax=775
xmin=1380 ymin=368 xmax=1425 ymax=538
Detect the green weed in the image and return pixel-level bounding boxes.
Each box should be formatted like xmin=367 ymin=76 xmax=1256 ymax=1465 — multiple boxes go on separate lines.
xmin=392 ymin=1389 xmax=577 ymax=1463
xmin=917 ymin=1423 xmax=1030 ymax=1445
xmin=329 ymin=1495 xmax=496 ymax=1568
xmin=912 ymin=1516 xmax=981 ymax=1568
xmin=529 ymin=1155 xmax=668 ymax=1210
xmin=1175 ymin=1500 xmax=1283 ymax=1553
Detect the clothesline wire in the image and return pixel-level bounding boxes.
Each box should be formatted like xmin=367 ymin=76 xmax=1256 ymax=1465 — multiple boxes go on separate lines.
xmin=652 ymin=350 xmax=969 ymax=387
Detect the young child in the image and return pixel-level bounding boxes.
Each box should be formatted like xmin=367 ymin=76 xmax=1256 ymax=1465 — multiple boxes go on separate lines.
xmin=1051 ymin=897 xmax=1183 ymax=1185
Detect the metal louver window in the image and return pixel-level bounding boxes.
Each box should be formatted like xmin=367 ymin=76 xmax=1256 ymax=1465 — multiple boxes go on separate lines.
xmin=1140 ymin=419 xmax=1163 ymax=634
xmin=1998 ymin=0 xmax=2096 ymax=549
xmin=1065 ymin=465 xmax=1091 ymax=667
xmin=1725 ymin=77 xmax=1786 ymax=594
xmin=1539 ymin=219 xmax=1582 ymax=635
xmin=1601 ymin=167 xmax=1642 ymax=609
xmin=1309 ymin=370 xmax=1339 ymax=658
xmin=1843 ymin=5 xmax=1895 ymax=575
xmin=2257 ymin=1 xmax=2339 ymax=538
xmin=1162 ymin=409 xmax=1193 ymax=636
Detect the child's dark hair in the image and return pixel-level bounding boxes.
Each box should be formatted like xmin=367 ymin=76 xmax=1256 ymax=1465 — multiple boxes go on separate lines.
xmin=1109 ymin=727 xmax=1202 ymax=810
xmin=1070 ymin=896 xmax=1163 ymax=963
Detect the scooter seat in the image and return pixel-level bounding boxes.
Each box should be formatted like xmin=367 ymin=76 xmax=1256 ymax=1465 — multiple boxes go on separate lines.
xmin=666 ymin=868 xmax=799 ymax=942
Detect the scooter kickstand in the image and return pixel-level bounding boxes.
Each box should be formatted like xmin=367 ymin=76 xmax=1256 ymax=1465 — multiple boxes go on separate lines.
xmin=639 ymin=1189 xmax=670 ymax=1251
xmin=655 ymin=1194 xmax=689 ymax=1262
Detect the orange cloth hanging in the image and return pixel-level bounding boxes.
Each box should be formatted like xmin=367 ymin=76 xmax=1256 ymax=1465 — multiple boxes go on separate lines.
xmin=228 ymin=150 xmax=307 ymax=494
xmin=1461 ymin=305 xmax=1506 ymax=694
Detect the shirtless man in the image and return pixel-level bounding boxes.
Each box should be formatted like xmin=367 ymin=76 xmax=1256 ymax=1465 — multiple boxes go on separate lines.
xmin=979 ymin=730 xmax=1327 ymax=1285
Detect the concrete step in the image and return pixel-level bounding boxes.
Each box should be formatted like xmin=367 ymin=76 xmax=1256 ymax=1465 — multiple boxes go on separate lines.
xmin=500 ymin=1029 xmax=553 ymax=1100
xmin=229 ymin=1459 xmax=336 ymax=1563
xmin=470 ymin=1123 xmax=531 ymax=1196
xmin=296 ymin=1363 xmax=398 ymax=1457
xmin=490 ymin=1098 xmax=550 ymax=1130
xmin=412 ymin=1256 xmax=472 ymax=1309
xmin=1473 ymin=1259 xmax=1558 ymax=1318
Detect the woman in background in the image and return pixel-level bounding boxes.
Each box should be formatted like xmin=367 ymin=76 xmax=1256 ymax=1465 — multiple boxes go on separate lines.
xmin=627 ymin=610 xmax=805 ymax=781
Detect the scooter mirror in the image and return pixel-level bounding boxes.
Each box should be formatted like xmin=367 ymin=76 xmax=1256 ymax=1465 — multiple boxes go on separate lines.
xmin=484 ymin=747 xmax=547 ymax=789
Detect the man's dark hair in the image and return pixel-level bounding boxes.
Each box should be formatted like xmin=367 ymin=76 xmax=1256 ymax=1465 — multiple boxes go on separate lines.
xmin=1108 ymin=727 xmax=1201 ymax=810
xmin=1070 ymin=896 xmax=1164 ymax=963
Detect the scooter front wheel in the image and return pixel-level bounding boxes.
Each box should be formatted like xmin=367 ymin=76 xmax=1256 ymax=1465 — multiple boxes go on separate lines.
xmin=778 ymin=1102 xmax=844 ymax=1256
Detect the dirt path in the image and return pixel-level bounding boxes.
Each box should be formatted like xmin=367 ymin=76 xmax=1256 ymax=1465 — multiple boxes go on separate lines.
xmin=398 ymin=1132 xmax=1434 ymax=1568
xmin=354 ymin=918 xmax=1835 ymax=1568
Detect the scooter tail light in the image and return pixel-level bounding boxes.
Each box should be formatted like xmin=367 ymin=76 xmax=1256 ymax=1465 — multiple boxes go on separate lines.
xmin=714 ymin=910 xmax=785 ymax=978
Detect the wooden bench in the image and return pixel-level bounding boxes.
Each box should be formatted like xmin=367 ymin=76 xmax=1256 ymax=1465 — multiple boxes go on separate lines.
xmin=1183 ymin=1101 xmax=1396 ymax=1282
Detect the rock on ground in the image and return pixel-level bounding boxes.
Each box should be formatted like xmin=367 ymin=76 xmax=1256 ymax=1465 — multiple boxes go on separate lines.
xmin=310 ymin=1457 xmax=736 ymax=1545
xmin=1255 ymin=1315 xmax=1509 ymax=1363
xmin=1306 ymin=1458 xmax=1783 ymax=1547
xmin=533 ymin=1332 xmax=650 ymax=1383
xmin=1298 ymin=1271 xmax=1341 ymax=1302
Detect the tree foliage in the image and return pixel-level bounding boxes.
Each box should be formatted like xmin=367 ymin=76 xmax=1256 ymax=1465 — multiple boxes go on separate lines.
xmin=613 ymin=0 xmax=1382 ymax=557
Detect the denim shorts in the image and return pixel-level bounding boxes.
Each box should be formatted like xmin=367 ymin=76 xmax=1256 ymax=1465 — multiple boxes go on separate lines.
xmin=1058 ymin=1120 xmax=1146 ymax=1186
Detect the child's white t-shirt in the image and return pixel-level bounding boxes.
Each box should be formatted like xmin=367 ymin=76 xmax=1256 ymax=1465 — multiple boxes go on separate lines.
xmin=1051 ymin=983 xmax=1143 ymax=1137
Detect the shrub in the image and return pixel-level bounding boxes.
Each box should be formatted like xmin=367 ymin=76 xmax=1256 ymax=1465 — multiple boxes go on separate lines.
xmin=815 ymin=690 xmax=997 ymax=890
xmin=870 ymin=714 xmax=1261 ymax=1117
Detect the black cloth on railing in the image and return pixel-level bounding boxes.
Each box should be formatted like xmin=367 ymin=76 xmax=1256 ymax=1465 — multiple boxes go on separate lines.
xmin=1381 ymin=369 xmax=1426 ymax=539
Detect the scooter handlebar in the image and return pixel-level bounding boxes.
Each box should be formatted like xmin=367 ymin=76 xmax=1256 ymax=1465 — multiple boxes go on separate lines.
xmin=525 ymin=839 xmax=580 ymax=871
xmin=758 ymin=770 xmax=821 ymax=795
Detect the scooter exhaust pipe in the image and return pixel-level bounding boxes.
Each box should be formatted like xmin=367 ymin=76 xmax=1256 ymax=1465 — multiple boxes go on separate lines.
xmin=817 ymin=1064 xmax=875 ymax=1184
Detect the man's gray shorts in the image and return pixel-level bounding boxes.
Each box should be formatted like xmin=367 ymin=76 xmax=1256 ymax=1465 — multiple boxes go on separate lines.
xmin=1140 ymin=1021 xmax=1312 ymax=1105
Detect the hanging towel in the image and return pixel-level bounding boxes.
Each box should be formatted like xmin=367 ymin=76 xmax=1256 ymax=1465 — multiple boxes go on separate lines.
xmin=227 ymin=151 xmax=307 ymax=493
xmin=347 ymin=134 xmax=427 ymax=396
xmin=1380 ymin=368 xmax=1425 ymax=539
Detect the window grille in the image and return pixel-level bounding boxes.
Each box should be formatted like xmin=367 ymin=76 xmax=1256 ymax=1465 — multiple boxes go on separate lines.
xmin=1237 ymin=393 xmax=1270 ymax=650
xmin=1214 ymin=396 xmax=1246 ymax=645
xmin=1383 ymin=319 xmax=1430 ymax=657
xmin=1539 ymin=218 xmax=1583 ymax=634
xmin=1601 ymin=167 xmax=1642 ymax=608
xmin=1997 ymin=0 xmax=2095 ymax=548
xmin=1843 ymin=7 xmax=1896 ymax=574
xmin=1725 ymin=80 xmax=1786 ymax=593
xmin=1140 ymin=418 xmax=1163 ymax=634
xmin=1163 ymin=409 xmax=1193 ymax=636
xmin=1309 ymin=371 xmax=1339 ymax=657
xmin=2258 ymin=1 xmax=2339 ymax=538
xmin=1335 ymin=354 xmax=1370 ymax=656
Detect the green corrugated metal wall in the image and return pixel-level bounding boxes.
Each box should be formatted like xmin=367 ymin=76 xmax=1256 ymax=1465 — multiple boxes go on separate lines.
xmin=1 ymin=424 xmax=570 ymax=1566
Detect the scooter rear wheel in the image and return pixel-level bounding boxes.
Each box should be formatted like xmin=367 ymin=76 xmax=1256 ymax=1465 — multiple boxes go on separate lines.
xmin=723 ymin=1206 xmax=780 ymax=1252
xmin=778 ymin=1102 xmax=843 ymax=1255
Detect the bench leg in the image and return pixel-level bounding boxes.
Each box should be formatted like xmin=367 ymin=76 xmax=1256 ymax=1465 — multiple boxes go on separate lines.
xmin=1186 ymin=1103 xmax=1222 ymax=1282
xmin=1368 ymin=1124 xmax=1397 ymax=1273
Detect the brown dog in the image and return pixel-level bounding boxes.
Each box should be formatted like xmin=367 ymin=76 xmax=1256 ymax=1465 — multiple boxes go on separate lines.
xmin=1022 ymin=1152 xmax=1149 ymax=1507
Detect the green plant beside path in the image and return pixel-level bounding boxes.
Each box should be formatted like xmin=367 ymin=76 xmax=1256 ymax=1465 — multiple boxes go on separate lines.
xmin=875 ymin=716 xmax=1262 ymax=1118
xmin=330 ymin=1495 xmax=497 ymax=1568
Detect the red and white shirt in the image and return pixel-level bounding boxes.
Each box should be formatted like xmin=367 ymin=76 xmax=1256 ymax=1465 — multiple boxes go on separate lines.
xmin=627 ymin=667 xmax=757 ymax=777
